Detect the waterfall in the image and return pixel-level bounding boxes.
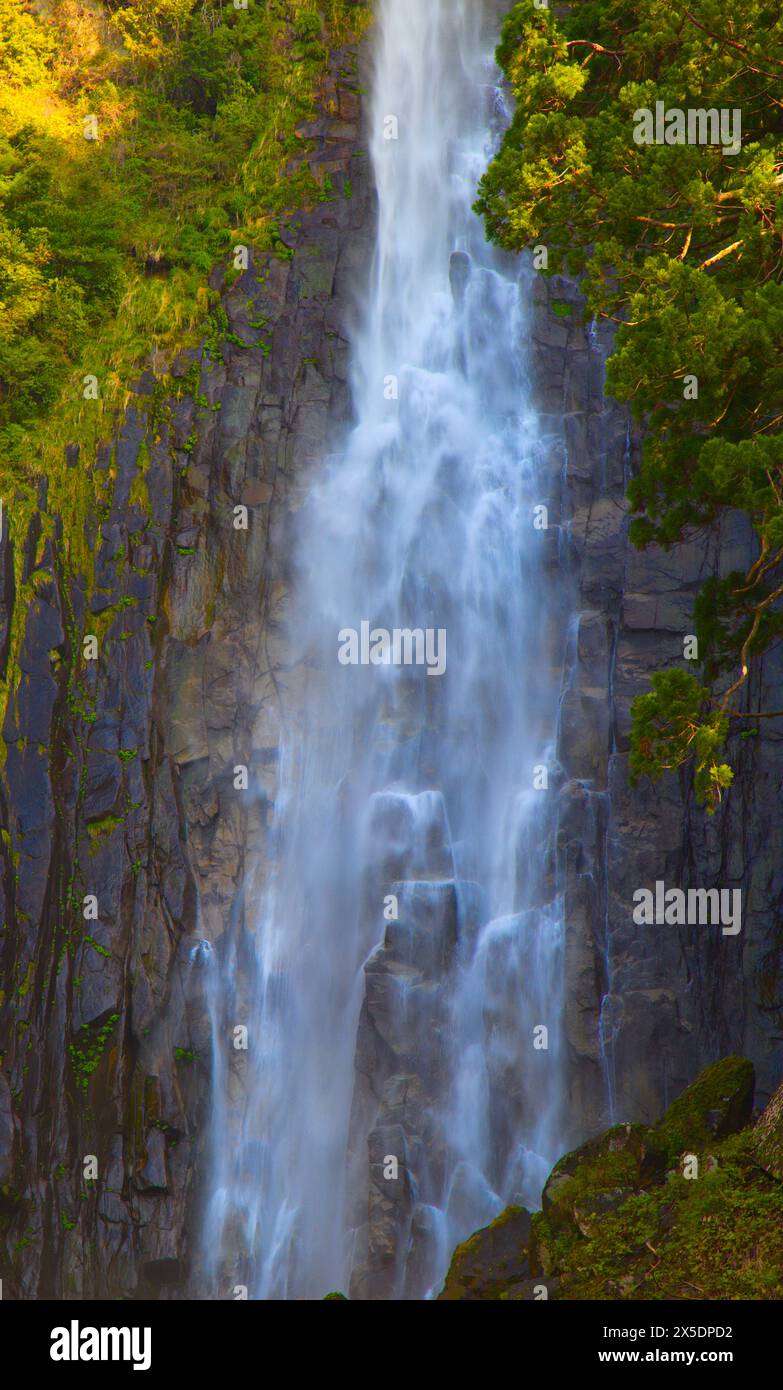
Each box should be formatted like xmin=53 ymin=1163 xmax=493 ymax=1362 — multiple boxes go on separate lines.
xmin=204 ymin=0 xmax=568 ymax=1301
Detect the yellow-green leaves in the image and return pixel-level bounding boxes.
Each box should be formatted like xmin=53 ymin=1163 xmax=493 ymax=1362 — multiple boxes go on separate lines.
xmin=630 ymin=671 xmax=732 ymax=814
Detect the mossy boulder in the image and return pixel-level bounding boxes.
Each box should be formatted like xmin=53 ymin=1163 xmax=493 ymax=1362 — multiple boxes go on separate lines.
xmin=754 ymin=1080 xmax=783 ymax=1182
xmin=542 ymin=1123 xmax=666 ymax=1235
xmin=438 ymin=1205 xmax=532 ymax=1300
xmin=549 ymin=1128 xmax=783 ymax=1300
xmin=441 ymin=1059 xmax=781 ymax=1301
xmin=652 ymin=1056 xmax=755 ymax=1166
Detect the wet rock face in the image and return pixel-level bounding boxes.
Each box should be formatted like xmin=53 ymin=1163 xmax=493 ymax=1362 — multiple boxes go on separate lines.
xmin=535 ymin=271 xmax=783 ymax=1142
xmin=0 ymin=44 xmax=373 ymax=1298
xmin=348 ymin=791 xmax=471 ymax=1302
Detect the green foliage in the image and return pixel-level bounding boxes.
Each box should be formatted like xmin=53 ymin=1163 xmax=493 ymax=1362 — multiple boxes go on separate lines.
xmin=0 ymin=0 xmax=54 ymax=86
xmin=546 ymin=1128 xmax=661 ymax=1228
xmin=629 ymin=669 xmax=733 ymax=812
xmin=480 ymin=0 xmax=783 ymax=804
xmin=0 ymin=0 xmax=366 ymax=776
xmin=68 ymin=1012 xmax=119 ymax=1092
xmin=108 ymin=0 xmax=195 ymax=66
xmin=84 ymin=934 xmax=112 ymax=958
xmin=0 ymin=0 xmax=366 ymax=452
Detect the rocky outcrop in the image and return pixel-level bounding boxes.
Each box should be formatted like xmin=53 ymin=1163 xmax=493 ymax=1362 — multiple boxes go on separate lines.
xmin=754 ymin=1076 xmax=783 ymax=1182
xmin=534 ymin=271 xmax=783 ymax=1142
xmin=0 ymin=37 xmax=373 ymax=1299
xmin=541 ymin=1122 xmax=667 ymax=1236
xmin=539 ymin=1056 xmax=753 ymax=1243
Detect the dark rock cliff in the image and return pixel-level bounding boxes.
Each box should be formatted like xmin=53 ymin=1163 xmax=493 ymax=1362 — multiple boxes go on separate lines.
xmin=535 ymin=272 xmax=783 ymax=1142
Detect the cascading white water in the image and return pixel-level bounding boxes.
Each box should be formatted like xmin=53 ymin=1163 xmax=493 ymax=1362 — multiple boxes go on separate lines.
xmin=204 ymin=0 xmax=568 ymax=1300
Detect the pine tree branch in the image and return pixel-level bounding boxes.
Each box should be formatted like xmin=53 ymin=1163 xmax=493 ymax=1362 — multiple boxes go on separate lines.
xmin=698 ymin=240 xmax=744 ymax=271
xmin=683 ymin=11 xmax=783 ymax=79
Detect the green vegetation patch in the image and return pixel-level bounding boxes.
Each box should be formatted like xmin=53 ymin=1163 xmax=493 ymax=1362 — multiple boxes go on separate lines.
xmin=68 ymin=1011 xmax=119 ymax=1092
xmin=546 ymin=1129 xmax=783 ymax=1300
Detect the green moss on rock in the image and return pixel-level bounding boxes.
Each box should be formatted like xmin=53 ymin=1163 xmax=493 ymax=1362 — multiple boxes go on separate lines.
xmin=552 ymin=1129 xmax=783 ymax=1300
xmin=652 ymin=1056 xmax=755 ymax=1166
xmin=442 ymin=1058 xmax=780 ymax=1302
xmin=542 ymin=1123 xmax=666 ymax=1235
xmin=438 ymin=1205 xmax=532 ymax=1300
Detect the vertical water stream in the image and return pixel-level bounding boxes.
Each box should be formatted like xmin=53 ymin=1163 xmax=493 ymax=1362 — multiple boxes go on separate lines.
xmin=205 ymin=0 xmax=569 ymax=1301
